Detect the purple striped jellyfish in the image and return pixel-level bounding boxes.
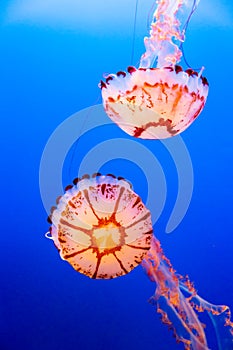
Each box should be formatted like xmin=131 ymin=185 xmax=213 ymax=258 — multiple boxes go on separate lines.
xmin=46 ymin=174 xmax=233 ymax=350
xmin=100 ymin=0 xmax=209 ymax=139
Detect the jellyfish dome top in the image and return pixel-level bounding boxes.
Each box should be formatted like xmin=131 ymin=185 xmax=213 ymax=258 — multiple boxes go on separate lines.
xmin=47 ymin=174 xmax=233 ymax=350
xmin=100 ymin=0 xmax=209 ymax=139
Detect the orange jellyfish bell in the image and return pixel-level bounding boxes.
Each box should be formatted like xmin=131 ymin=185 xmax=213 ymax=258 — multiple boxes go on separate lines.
xmin=47 ymin=174 xmax=152 ymax=279
xmin=100 ymin=66 xmax=209 ymax=139
xmin=100 ymin=0 xmax=209 ymax=139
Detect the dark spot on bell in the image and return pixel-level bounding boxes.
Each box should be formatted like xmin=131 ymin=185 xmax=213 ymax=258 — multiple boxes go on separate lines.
xmin=73 ymin=177 xmax=80 ymax=185
xmin=164 ymin=66 xmax=174 ymax=72
xmin=92 ymin=173 xmax=102 ymax=178
xmin=65 ymin=184 xmax=73 ymax=191
xmin=47 ymin=216 xmax=52 ymax=224
xmin=201 ymin=76 xmax=209 ymax=86
xmin=56 ymin=196 xmax=62 ymax=205
xmin=127 ymin=66 xmax=137 ymax=74
xmin=175 ymin=65 xmax=183 ymax=74
xmin=185 ymin=68 xmax=198 ymax=77
xmin=106 ymin=174 xmax=116 ymax=178
xmin=106 ymin=76 xmax=114 ymax=84
xmin=99 ymin=80 xmax=107 ymax=89
xmin=50 ymin=206 xmax=56 ymax=214
xmin=101 ymin=184 xmax=106 ymax=195
xmin=117 ymin=71 xmax=126 ymax=77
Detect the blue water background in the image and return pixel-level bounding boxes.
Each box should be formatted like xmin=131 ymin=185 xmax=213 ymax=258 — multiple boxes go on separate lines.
xmin=1 ymin=1 xmax=233 ymax=349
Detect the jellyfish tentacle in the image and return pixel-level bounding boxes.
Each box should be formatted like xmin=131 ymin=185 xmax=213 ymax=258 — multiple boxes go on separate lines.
xmin=180 ymin=284 xmax=233 ymax=350
xmin=142 ymin=236 xmax=208 ymax=349
xmin=142 ymin=236 xmax=233 ymax=350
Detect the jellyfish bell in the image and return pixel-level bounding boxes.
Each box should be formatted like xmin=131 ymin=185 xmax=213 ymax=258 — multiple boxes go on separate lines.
xmin=100 ymin=65 xmax=209 ymax=140
xmin=100 ymin=0 xmax=209 ymax=139
xmin=47 ymin=174 xmax=153 ymax=279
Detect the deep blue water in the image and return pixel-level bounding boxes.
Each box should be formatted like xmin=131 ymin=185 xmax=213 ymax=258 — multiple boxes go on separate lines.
xmin=1 ymin=1 xmax=233 ymax=349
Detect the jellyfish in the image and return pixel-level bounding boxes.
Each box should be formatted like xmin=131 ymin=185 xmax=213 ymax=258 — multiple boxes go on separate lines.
xmin=47 ymin=173 xmax=153 ymax=278
xmin=46 ymin=174 xmax=233 ymax=350
xmin=99 ymin=0 xmax=208 ymax=139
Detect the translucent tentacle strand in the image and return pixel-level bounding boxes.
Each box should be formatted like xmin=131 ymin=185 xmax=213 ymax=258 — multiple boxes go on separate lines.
xmin=140 ymin=0 xmax=200 ymax=68
xmin=180 ymin=285 xmax=233 ymax=350
xmin=142 ymin=236 xmax=233 ymax=349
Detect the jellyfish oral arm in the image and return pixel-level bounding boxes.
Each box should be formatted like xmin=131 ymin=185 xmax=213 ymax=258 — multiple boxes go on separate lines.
xmin=140 ymin=0 xmax=184 ymax=68
xmin=139 ymin=0 xmax=200 ymax=69
xmin=142 ymin=237 xmax=233 ymax=350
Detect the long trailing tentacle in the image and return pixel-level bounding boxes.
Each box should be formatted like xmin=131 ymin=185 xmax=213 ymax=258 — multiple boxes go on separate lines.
xmin=142 ymin=236 xmax=233 ymax=349
xmin=180 ymin=284 xmax=233 ymax=350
